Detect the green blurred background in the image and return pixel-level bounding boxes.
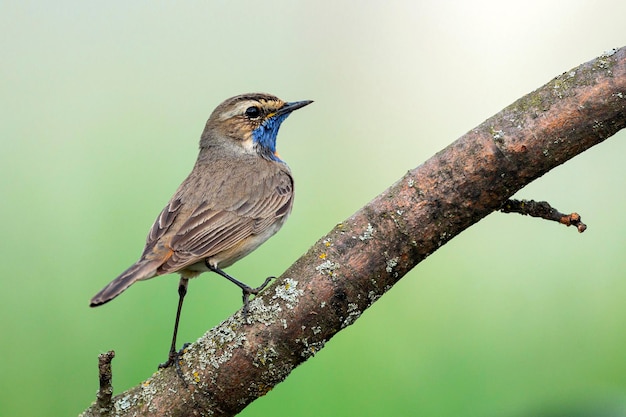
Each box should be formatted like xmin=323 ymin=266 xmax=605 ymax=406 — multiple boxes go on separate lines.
xmin=2 ymin=1 xmax=626 ymax=416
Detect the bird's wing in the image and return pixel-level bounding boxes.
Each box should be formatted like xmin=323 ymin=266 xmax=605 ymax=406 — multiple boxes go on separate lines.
xmin=146 ymin=196 xmax=183 ymax=245
xmin=142 ymin=166 xmax=293 ymax=274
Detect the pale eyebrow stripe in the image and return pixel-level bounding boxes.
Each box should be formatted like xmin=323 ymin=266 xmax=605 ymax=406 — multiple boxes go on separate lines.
xmin=218 ymin=101 xmax=256 ymax=120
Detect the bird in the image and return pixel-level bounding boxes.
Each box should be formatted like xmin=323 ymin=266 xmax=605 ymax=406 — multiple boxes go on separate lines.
xmin=90 ymin=93 xmax=313 ymax=368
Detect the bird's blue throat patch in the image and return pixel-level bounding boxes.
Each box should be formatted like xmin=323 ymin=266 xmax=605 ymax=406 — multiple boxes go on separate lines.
xmin=252 ymin=113 xmax=291 ymax=162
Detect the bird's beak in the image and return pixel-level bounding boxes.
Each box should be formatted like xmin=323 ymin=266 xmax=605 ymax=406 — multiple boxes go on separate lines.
xmin=276 ymin=100 xmax=314 ymax=117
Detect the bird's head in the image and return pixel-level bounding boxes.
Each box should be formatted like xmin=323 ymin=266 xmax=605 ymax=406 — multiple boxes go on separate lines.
xmin=201 ymin=93 xmax=313 ymax=162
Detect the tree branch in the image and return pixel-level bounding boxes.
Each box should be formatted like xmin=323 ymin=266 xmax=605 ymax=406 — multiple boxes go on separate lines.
xmin=95 ymin=351 xmax=115 ymax=416
xmin=500 ymin=199 xmax=587 ymax=232
xmin=80 ymin=47 xmax=626 ymax=417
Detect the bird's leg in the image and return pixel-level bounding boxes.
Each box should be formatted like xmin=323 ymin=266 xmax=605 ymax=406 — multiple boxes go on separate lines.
xmin=159 ymin=277 xmax=189 ymax=371
xmin=205 ymin=261 xmax=274 ymax=316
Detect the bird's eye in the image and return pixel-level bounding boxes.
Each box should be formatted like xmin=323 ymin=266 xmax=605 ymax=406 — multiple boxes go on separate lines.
xmin=245 ymin=106 xmax=261 ymax=119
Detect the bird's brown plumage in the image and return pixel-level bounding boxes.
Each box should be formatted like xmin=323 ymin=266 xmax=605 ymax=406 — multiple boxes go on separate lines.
xmin=89 ymin=93 xmax=309 ymax=307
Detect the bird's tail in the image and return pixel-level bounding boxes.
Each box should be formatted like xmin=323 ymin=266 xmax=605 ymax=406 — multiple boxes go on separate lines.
xmin=90 ymin=260 xmax=159 ymax=307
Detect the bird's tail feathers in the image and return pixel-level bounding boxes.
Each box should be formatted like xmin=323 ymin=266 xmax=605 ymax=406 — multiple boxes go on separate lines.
xmin=90 ymin=260 xmax=159 ymax=307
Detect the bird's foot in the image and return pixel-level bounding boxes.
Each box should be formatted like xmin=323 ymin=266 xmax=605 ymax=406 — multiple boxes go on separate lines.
xmin=158 ymin=342 xmax=191 ymax=383
xmin=241 ymin=276 xmax=275 ymax=318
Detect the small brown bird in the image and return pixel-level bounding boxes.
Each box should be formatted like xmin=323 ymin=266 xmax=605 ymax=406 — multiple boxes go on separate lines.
xmin=90 ymin=93 xmax=312 ymax=367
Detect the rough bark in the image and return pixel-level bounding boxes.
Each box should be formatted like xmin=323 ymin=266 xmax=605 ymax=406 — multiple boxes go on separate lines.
xmin=80 ymin=47 xmax=626 ymax=417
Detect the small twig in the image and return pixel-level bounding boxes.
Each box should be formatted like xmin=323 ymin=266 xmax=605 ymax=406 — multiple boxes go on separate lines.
xmin=500 ymin=199 xmax=587 ymax=233
xmin=96 ymin=350 xmax=115 ymax=416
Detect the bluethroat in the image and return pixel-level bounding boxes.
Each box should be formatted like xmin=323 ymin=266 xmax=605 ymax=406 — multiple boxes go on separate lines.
xmin=90 ymin=93 xmax=312 ymax=367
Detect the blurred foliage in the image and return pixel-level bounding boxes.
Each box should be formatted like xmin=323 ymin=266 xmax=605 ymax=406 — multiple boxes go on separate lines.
xmin=1 ymin=1 xmax=626 ymax=416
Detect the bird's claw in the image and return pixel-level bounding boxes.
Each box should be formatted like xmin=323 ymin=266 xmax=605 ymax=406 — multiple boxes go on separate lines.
xmin=158 ymin=342 xmax=191 ymax=383
xmin=241 ymin=276 xmax=275 ymax=318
